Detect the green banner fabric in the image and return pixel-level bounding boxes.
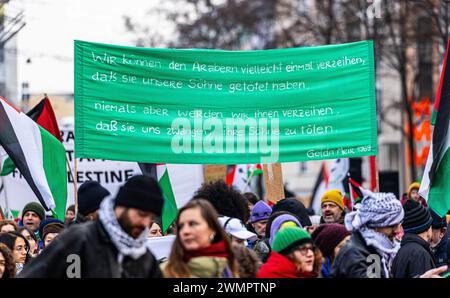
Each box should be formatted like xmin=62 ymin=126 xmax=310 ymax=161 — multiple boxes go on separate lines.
xmin=75 ymin=40 xmax=377 ymax=164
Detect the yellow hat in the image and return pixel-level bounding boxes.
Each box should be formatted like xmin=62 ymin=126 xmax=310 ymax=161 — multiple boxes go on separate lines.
xmin=407 ymin=182 xmax=420 ymax=197
xmin=321 ymin=190 xmax=344 ymax=210
xmin=280 ymin=221 xmax=298 ymax=230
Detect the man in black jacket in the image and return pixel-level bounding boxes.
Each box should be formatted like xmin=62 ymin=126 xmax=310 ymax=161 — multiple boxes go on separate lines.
xmin=68 ymin=180 xmax=111 ymax=226
xmin=392 ymin=200 xmax=434 ymax=278
xmin=430 ymin=209 xmax=449 ymax=267
xmin=331 ymin=192 xmax=404 ymax=278
xmin=19 ymin=175 xmax=164 ymax=278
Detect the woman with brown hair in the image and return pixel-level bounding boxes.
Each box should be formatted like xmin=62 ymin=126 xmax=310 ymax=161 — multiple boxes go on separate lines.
xmin=161 ymin=199 xmax=239 ymax=277
xmin=0 ymin=243 xmax=16 ymax=278
xmin=257 ymin=227 xmax=323 ymax=278
xmin=0 ymin=220 xmax=18 ymax=233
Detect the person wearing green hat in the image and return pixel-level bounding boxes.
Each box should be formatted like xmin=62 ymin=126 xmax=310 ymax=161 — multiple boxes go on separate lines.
xmin=21 ymin=202 xmax=45 ymax=233
xmin=257 ymin=227 xmax=322 ymax=278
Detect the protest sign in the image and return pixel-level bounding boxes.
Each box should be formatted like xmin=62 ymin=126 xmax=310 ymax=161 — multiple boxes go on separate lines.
xmin=146 ymin=235 xmax=176 ymax=261
xmin=0 ymin=121 xmax=203 ymax=218
xmin=263 ymin=163 xmax=285 ymax=203
xmin=75 ymin=40 xmax=377 ymax=164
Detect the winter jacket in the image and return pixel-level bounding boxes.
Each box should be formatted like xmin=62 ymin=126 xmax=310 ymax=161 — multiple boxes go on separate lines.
xmin=431 ymin=233 xmax=449 ymax=267
xmin=392 ymin=233 xmax=435 ymax=278
xmin=251 ymin=238 xmax=271 ymax=262
xmin=257 ymin=251 xmax=314 ymax=278
xmin=18 ymin=219 xmax=162 ymax=278
xmin=330 ymin=230 xmax=387 ymax=278
xmin=321 ymin=256 xmax=332 ymax=278
xmin=160 ymin=256 xmax=232 ymax=278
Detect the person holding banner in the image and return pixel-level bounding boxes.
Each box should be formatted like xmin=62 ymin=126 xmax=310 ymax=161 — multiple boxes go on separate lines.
xmin=161 ymin=199 xmax=239 ymax=278
xmin=18 ymin=175 xmax=164 ymax=278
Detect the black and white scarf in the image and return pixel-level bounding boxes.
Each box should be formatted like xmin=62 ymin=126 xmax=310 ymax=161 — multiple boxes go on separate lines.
xmin=99 ymin=196 xmax=149 ymax=264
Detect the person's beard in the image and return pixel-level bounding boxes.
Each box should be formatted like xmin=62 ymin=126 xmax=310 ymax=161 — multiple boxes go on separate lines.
xmin=117 ymin=209 xmax=146 ymax=239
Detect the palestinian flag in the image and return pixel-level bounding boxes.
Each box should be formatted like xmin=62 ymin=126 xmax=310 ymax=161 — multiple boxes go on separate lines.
xmin=1 ymin=97 xmax=62 ymax=176
xmin=226 ymin=164 xmax=262 ymax=193
xmin=248 ymin=164 xmax=263 ymax=178
xmin=419 ymin=39 xmax=450 ymax=217
xmin=0 ymin=149 xmax=15 ymax=176
xmin=27 ymin=96 xmax=63 ymax=142
xmin=138 ymin=163 xmax=178 ymax=233
xmin=0 ymin=97 xmax=67 ymax=219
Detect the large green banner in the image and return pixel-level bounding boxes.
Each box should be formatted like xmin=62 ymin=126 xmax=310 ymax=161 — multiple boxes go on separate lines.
xmin=75 ymin=40 xmax=377 ymax=164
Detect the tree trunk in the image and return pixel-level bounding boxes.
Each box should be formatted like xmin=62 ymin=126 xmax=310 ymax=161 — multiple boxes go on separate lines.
xmin=400 ymin=69 xmax=417 ymax=182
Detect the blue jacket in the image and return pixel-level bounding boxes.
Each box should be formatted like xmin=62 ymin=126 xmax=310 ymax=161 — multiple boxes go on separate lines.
xmin=321 ymin=256 xmax=332 ymax=278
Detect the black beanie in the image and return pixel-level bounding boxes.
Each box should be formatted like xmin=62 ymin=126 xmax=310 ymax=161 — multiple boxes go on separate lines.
xmin=78 ymin=181 xmax=110 ymax=216
xmin=402 ymin=200 xmax=432 ymax=234
xmin=115 ymin=175 xmax=164 ymax=216
xmin=272 ymin=198 xmax=312 ymax=227
xmin=430 ymin=209 xmax=447 ymax=229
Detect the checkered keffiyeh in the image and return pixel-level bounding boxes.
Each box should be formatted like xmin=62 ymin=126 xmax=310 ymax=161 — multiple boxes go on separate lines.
xmin=345 ymin=192 xmax=404 ymax=231
xmin=99 ymin=196 xmax=150 ymax=264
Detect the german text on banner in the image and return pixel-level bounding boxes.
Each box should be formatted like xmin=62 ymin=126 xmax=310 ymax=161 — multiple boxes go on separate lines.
xmin=74 ymin=40 xmax=377 ymax=164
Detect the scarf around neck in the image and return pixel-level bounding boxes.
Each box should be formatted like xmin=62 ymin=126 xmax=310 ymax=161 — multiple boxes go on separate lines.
xmin=99 ymin=196 xmax=149 ymax=264
xmin=184 ymin=241 xmax=229 ymax=262
xmin=359 ymin=227 xmax=400 ymax=278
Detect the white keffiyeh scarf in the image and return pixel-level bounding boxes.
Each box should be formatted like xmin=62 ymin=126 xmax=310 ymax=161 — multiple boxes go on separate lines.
xmin=99 ymin=196 xmax=150 ymax=264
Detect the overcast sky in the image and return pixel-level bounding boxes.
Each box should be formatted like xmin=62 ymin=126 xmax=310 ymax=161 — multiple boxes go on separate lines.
xmin=12 ymin=0 xmax=158 ymax=94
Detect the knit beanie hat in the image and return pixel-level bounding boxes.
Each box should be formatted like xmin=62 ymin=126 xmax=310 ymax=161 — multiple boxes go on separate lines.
xmin=407 ymin=182 xmax=421 ymax=197
xmin=402 ymin=200 xmax=432 ymax=234
xmin=22 ymin=202 xmax=45 ymax=220
xmin=78 ymin=181 xmax=110 ymax=216
xmin=38 ymin=218 xmax=64 ymax=241
xmin=430 ymin=209 xmax=447 ymax=229
xmin=250 ymin=201 xmax=272 ymax=223
xmin=269 ymin=213 xmax=302 ymax=245
xmin=321 ymin=190 xmax=345 ymax=210
xmin=345 ymin=192 xmax=404 ymax=231
xmin=67 ymin=205 xmax=75 ymax=213
xmin=115 ymin=175 xmax=164 ymax=216
xmin=312 ymin=224 xmax=350 ymax=257
xmin=42 ymin=222 xmax=64 ymax=243
xmin=272 ymin=198 xmax=312 ymax=227
xmin=272 ymin=226 xmax=312 ymax=255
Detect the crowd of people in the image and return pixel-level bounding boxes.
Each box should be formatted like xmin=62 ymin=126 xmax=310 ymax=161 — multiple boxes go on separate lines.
xmin=0 ymin=177 xmax=448 ymax=278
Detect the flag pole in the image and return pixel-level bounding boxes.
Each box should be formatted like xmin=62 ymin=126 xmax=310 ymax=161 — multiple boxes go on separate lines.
xmin=73 ymin=158 xmax=79 ymax=216
xmin=372 ymin=155 xmax=380 ymax=192
xmin=1 ymin=176 xmax=12 ymax=219
xmin=65 ymin=155 xmax=78 ymax=216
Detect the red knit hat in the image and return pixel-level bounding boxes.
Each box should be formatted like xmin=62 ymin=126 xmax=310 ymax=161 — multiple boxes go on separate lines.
xmin=311 ymin=224 xmax=350 ymax=257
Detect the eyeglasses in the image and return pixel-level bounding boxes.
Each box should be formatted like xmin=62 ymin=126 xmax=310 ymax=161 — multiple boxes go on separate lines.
xmin=294 ymin=244 xmax=314 ymax=256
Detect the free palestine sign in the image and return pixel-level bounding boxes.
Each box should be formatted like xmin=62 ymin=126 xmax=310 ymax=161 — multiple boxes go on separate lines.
xmin=74 ymin=40 xmax=377 ymax=164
